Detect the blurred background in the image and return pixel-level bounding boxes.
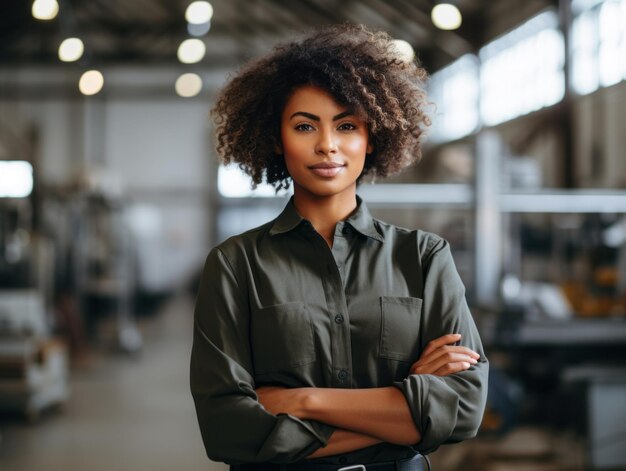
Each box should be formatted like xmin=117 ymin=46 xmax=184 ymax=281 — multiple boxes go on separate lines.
xmin=1 ymin=0 xmax=626 ymax=470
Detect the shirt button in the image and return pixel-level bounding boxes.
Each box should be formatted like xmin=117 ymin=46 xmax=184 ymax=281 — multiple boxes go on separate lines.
xmin=339 ymin=457 xmax=348 ymax=465
xmin=334 ymin=314 xmax=344 ymax=324
xmin=337 ymin=369 xmax=349 ymax=381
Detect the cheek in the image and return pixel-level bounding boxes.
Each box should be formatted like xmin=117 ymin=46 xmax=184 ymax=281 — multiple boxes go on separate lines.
xmin=344 ymin=136 xmax=370 ymax=158
xmin=281 ymin=131 xmax=309 ymax=159
xmin=282 ymin=141 xmax=309 ymax=163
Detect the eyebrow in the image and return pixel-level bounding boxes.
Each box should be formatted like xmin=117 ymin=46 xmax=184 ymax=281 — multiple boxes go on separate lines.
xmin=289 ymin=110 xmax=353 ymax=121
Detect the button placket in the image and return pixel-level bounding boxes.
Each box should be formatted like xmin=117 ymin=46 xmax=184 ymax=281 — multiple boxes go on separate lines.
xmin=337 ymin=369 xmax=349 ymax=382
xmin=317 ymin=224 xmax=352 ymax=388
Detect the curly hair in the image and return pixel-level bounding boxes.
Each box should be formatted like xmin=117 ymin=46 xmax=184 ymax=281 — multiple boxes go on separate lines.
xmin=212 ymin=23 xmax=431 ymax=190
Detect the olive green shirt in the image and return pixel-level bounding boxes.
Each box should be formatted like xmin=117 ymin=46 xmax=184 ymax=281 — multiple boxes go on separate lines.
xmin=190 ymin=196 xmax=488 ymax=465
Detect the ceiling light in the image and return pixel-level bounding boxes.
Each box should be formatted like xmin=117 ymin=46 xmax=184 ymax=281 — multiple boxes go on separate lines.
xmin=177 ymin=39 xmax=206 ymax=64
xmin=188 ymin=21 xmax=211 ymax=37
xmin=79 ymin=70 xmax=104 ymax=96
xmin=0 ymin=161 xmax=33 ymax=198
xmin=185 ymin=1 xmax=214 ymax=24
xmin=391 ymin=39 xmax=415 ymax=62
xmin=431 ymin=3 xmax=462 ymax=30
xmin=175 ymin=73 xmax=203 ymax=97
xmin=58 ymin=37 xmax=84 ymax=62
xmin=32 ymin=0 xmax=59 ymax=20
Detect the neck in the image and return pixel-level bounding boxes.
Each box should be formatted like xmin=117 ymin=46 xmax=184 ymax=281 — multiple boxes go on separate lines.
xmin=292 ymin=186 xmax=358 ymax=247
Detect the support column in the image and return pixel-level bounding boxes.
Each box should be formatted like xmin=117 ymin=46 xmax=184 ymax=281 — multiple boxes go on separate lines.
xmin=475 ymin=130 xmax=502 ymax=305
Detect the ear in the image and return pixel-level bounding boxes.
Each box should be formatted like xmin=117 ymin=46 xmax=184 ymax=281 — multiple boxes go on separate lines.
xmin=366 ymin=141 xmax=374 ymax=154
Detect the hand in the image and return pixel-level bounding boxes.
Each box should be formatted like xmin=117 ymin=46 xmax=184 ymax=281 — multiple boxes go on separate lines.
xmin=256 ymin=385 xmax=308 ymax=417
xmin=409 ymin=334 xmax=479 ymax=376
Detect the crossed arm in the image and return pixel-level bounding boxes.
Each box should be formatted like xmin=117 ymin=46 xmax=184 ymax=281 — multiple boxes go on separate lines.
xmin=256 ymin=334 xmax=480 ymax=458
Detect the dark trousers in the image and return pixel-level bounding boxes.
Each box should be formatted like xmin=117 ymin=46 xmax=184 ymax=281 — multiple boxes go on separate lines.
xmin=231 ymin=454 xmax=428 ymax=471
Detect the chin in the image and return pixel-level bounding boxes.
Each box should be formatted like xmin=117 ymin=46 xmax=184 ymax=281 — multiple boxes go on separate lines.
xmin=299 ymin=182 xmax=356 ymax=198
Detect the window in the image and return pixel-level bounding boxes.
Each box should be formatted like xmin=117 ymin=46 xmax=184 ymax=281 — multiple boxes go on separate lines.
xmin=428 ymin=54 xmax=480 ymax=143
xmin=571 ymin=0 xmax=626 ymax=95
xmin=480 ymin=10 xmax=565 ymax=126
xmin=0 ymin=161 xmax=33 ymax=198
xmin=217 ymin=165 xmax=290 ymax=198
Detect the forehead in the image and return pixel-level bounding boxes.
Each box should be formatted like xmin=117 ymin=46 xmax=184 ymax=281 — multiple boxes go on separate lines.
xmin=282 ymin=85 xmax=347 ymax=115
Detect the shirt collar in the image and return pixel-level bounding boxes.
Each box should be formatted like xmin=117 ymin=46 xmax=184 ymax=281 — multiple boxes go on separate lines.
xmin=348 ymin=196 xmax=385 ymax=242
xmin=269 ymin=195 xmax=384 ymax=243
xmin=268 ymin=197 xmax=304 ymax=236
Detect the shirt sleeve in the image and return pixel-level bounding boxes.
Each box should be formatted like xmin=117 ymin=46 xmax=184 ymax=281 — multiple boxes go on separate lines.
xmin=394 ymin=236 xmax=489 ymax=455
xmin=190 ymin=247 xmax=335 ymax=464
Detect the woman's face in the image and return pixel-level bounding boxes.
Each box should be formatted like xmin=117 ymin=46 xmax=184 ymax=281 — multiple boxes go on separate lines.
xmin=279 ymin=85 xmax=373 ymax=201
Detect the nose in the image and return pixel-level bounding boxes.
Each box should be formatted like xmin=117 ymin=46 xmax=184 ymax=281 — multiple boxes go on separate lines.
xmin=315 ymin=129 xmax=338 ymax=155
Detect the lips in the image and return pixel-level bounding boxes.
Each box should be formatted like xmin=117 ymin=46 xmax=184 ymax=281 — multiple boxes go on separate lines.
xmin=308 ymin=161 xmax=346 ymax=177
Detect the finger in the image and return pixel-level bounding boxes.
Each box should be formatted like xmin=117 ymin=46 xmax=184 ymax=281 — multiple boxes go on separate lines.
xmin=415 ymin=346 xmax=480 ymax=369
xmin=410 ymin=345 xmax=470 ymax=371
xmin=426 ymin=346 xmax=480 ymax=362
xmin=422 ymin=334 xmax=462 ymax=355
xmin=412 ymin=356 xmax=474 ymax=375
xmin=413 ymin=352 xmax=477 ymax=375
xmin=422 ymin=334 xmax=462 ymax=357
xmin=424 ymin=351 xmax=478 ymax=371
xmin=433 ymin=361 xmax=473 ymax=376
xmin=411 ymin=343 xmax=479 ymax=373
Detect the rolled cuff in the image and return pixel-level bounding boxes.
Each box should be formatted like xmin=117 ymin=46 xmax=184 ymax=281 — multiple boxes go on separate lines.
xmin=254 ymin=415 xmax=334 ymax=463
xmin=295 ymin=417 xmax=336 ymax=447
xmin=394 ymin=375 xmax=460 ymax=455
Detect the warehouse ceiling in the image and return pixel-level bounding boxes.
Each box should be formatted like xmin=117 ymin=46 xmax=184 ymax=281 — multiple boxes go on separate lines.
xmin=1 ymin=0 xmax=558 ymax=73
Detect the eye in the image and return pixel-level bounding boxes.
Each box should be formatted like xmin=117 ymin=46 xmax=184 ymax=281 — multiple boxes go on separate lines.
xmin=337 ymin=122 xmax=357 ymax=131
xmin=294 ymin=123 xmax=315 ymax=132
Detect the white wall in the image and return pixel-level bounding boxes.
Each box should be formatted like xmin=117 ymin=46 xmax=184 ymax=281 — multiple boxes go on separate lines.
xmin=104 ymin=98 xmax=213 ymax=291
xmin=0 ymin=66 xmax=229 ymax=291
xmin=105 ymin=100 xmax=210 ymax=191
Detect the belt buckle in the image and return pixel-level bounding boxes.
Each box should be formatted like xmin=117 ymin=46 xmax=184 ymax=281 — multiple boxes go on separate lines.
xmin=338 ymin=465 xmax=366 ymax=471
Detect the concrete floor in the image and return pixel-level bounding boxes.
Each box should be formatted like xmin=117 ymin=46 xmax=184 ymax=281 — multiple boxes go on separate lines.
xmin=0 ymin=294 xmax=226 ymax=471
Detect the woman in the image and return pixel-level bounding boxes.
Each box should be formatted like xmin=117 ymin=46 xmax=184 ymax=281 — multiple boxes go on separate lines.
xmin=190 ymin=24 xmax=488 ymax=470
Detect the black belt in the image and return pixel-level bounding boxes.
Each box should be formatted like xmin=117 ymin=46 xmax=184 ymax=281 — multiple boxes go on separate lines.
xmin=232 ymin=454 xmax=430 ymax=471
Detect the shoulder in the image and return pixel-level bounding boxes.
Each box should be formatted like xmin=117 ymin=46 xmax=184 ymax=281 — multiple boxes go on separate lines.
xmin=211 ymin=219 xmax=275 ymax=263
xmin=199 ymin=220 xmax=276 ymax=286
xmin=372 ymin=217 xmax=447 ymax=257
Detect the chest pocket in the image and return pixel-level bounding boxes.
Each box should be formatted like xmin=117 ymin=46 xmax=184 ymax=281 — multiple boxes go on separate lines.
xmin=379 ymin=296 xmax=423 ymax=362
xmin=251 ymin=302 xmax=316 ymax=374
